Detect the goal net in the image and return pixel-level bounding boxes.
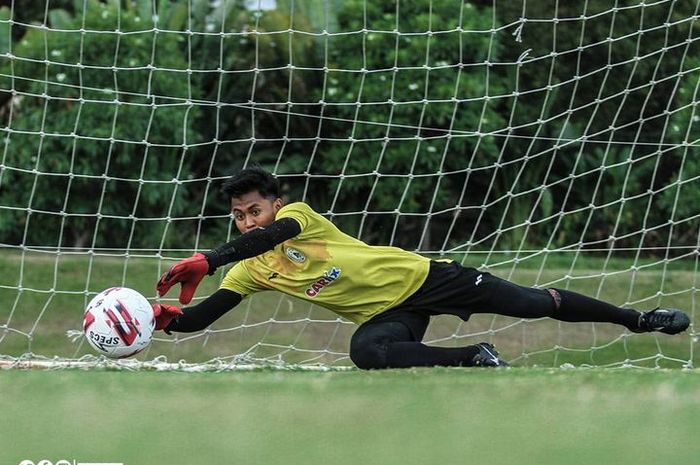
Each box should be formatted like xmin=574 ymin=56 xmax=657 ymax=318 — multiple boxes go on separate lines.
xmin=0 ymin=0 xmax=697 ymax=370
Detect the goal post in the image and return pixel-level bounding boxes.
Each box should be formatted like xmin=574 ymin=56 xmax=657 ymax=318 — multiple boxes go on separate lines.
xmin=0 ymin=0 xmax=697 ymax=370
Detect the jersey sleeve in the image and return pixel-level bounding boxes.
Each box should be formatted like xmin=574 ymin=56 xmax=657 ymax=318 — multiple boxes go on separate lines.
xmin=275 ymin=202 xmax=324 ymax=240
xmin=220 ymin=261 xmax=264 ymax=296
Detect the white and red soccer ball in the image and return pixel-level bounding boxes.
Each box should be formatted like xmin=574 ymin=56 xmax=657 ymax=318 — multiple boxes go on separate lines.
xmin=83 ymin=287 xmax=155 ymax=358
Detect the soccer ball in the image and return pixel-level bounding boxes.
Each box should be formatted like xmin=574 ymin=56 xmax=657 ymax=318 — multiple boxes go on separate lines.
xmin=83 ymin=287 xmax=155 ymax=358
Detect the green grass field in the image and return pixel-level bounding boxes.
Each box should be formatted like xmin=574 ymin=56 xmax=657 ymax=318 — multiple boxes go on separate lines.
xmin=2 ymin=368 xmax=699 ymax=465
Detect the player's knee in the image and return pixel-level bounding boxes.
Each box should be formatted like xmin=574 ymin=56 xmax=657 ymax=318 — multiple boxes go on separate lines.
xmin=350 ymin=345 xmax=387 ymax=370
xmin=349 ymin=330 xmax=388 ymax=370
xmin=350 ymin=321 xmax=414 ymax=370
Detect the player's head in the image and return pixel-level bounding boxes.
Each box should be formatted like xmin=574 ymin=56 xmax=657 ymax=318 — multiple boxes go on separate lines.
xmin=222 ymin=166 xmax=283 ymax=233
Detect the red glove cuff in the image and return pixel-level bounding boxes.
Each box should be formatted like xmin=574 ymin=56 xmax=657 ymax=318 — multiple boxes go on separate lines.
xmin=152 ymin=303 xmax=183 ymax=331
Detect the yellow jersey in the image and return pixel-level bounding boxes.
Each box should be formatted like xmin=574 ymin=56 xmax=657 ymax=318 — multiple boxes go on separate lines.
xmin=220 ymin=202 xmax=430 ymax=324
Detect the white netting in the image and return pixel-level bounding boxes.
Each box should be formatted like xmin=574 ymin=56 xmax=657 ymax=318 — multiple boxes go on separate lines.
xmin=0 ymin=0 xmax=697 ymax=370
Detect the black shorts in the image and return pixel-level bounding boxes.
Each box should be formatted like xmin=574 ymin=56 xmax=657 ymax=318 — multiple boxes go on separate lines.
xmin=364 ymin=260 xmax=554 ymax=341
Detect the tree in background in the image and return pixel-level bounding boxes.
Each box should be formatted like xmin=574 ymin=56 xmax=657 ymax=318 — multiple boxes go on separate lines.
xmin=0 ymin=0 xmax=696 ymax=257
xmin=302 ymin=0 xmax=510 ymax=251
xmin=183 ymin=0 xmax=322 ymax=249
xmin=479 ymin=0 xmax=700 ymax=255
xmin=0 ymin=0 xmax=201 ymax=248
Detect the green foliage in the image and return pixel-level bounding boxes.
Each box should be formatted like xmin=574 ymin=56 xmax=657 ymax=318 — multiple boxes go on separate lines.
xmin=190 ymin=1 xmax=318 ymax=148
xmin=178 ymin=0 xmax=322 ymax=246
xmin=0 ymin=0 xmax=200 ymax=248
xmin=659 ymin=116 xmax=700 ymax=242
xmin=0 ymin=7 xmax=11 ymax=55
xmin=474 ymin=0 xmax=700 ymax=255
xmin=303 ymin=0 xmax=508 ymax=247
xmin=657 ymin=56 xmax=700 ymax=244
xmin=0 ymin=0 xmax=697 ymax=254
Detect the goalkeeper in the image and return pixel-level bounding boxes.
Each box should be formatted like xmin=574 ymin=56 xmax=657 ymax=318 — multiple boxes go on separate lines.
xmin=153 ymin=167 xmax=690 ymax=369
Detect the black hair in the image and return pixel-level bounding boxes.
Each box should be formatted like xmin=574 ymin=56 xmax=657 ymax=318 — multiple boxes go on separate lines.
xmin=221 ymin=166 xmax=280 ymax=200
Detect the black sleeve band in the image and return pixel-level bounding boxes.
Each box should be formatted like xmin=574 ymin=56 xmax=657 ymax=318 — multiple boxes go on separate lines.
xmin=164 ymin=288 xmax=242 ymax=334
xmin=204 ymin=217 xmax=301 ymax=271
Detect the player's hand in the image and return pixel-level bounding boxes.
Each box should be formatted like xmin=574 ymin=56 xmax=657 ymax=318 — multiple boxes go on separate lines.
xmin=156 ymin=253 xmax=210 ymax=304
xmin=152 ymin=303 xmax=183 ymax=330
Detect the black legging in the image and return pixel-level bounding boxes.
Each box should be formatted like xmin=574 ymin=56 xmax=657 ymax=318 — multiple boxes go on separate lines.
xmin=349 ymin=261 xmax=641 ymax=369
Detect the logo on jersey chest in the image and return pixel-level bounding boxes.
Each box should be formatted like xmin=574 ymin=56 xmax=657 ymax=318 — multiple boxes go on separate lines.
xmin=285 ymin=247 xmax=306 ymax=263
xmin=305 ymin=267 xmax=342 ymax=298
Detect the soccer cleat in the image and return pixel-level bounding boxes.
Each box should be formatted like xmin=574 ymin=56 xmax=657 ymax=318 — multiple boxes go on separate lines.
xmin=633 ymin=308 xmax=690 ymax=335
xmin=470 ymin=342 xmax=509 ymax=367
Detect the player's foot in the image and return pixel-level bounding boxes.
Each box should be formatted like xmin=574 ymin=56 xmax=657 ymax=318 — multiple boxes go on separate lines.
xmin=470 ymin=342 xmax=509 ymax=367
xmin=633 ymin=308 xmax=690 ymax=335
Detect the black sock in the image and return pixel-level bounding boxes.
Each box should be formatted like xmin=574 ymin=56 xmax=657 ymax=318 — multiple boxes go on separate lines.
xmin=385 ymin=342 xmax=481 ymax=368
xmin=552 ymin=288 xmax=641 ymax=331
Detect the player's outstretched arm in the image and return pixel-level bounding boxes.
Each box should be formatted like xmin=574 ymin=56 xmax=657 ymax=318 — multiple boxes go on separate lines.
xmin=153 ymin=288 xmax=243 ymax=334
xmin=157 ymin=217 xmax=301 ymax=304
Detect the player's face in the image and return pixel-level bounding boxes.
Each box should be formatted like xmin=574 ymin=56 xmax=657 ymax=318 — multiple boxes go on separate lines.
xmin=231 ymin=191 xmax=283 ymax=234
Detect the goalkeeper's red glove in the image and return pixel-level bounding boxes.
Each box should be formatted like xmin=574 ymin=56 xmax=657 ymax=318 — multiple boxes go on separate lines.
xmin=156 ymin=252 xmax=211 ymax=305
xmin=152 ymin=303 xmax=183 ymax=331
